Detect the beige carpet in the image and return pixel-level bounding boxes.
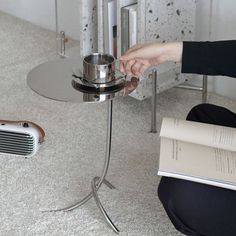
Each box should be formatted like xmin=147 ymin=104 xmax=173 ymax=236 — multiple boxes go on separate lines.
xmin=0 ymin=10 xmax=236 ymax=236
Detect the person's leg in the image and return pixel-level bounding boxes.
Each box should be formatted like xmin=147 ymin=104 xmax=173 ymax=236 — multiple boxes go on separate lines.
xmin=158 ymin=104 xmax=236 ymax=236
xmin=186 ymin=103 xmax=236 ymax=128
xmin=158 ymin=176 xmax=236 ymax=236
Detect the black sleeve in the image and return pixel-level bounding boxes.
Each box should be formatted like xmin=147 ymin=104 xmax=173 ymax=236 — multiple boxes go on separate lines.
xmin=181 ymin=41 xmax=236 ymax=78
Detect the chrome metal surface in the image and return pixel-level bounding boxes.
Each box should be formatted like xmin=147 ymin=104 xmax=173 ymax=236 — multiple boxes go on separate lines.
xmin=94 ymin=176 xmax=116 ymax=189
xmin=73 ymin=67 xmax=125 ymax=88
xmin=83 ymin=53 xmax=116 ymax=83
xmin=72 ymin=76 xmax=139 ymax=103
xmin=72 ymin=69 xmax=125 ymax=92
xmin=82 ymin=92 xmax=116 ymax=103
xmin=27 ymin=58 xmax=138 ymax=103
xmin=176 ymin=84 xmax=203 ymax=91
xmin=91 ymin=101 xmax=119 ymax=234
xmin=176 ymin=76 xmax=208 ymax=103
xmin=60 ymin=31 xmax=66 ymax=58
xmin=151 ymin=70 xmax=157 ymax=133
xmin=27 ymin=58 xmax=84 ymax=102
xmin=92 ymin=177 xmax=119 ymax=234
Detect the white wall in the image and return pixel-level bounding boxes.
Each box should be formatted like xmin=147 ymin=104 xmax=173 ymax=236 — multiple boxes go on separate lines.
xmin=0 ymin=0 xmax=80 ymax=40
xmin=194 ymin=0 xmax=236 ymax=100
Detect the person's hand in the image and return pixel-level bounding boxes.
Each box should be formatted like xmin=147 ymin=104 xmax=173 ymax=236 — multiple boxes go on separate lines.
xmin=122 ymin=77 xmax=139 ymax=95
xmin=119 ymin=42 xmax=183 ymax=77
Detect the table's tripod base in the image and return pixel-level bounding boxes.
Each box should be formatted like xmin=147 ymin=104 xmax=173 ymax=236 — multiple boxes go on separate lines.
xmin=42 ymin=101 xmax=119 ymax=234
xmin=43 ymin=177 xmax=119 ymax=233
xmin=91 ymin=177 xmax=119 ymax=234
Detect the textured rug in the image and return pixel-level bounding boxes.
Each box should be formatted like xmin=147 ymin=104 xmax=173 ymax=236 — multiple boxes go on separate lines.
xmin=0 ymin=11 xmax=236 ymax=236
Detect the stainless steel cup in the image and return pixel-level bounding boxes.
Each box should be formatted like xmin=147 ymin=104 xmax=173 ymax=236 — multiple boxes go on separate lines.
xmin=83 ymin=53 xmax=116 ymax=84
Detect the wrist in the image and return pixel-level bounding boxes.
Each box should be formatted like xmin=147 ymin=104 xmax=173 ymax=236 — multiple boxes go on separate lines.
xmin=165 ymin=42 xmax=183 ymax=63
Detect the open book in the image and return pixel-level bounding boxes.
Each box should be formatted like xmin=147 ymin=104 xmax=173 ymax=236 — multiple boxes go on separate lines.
xmin=158 ymin=117 xmax=236 ymax=190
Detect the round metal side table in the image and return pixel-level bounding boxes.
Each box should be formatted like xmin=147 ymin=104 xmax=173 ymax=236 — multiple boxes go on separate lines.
xmin=27 ymin=57 xmax=139 ymax=234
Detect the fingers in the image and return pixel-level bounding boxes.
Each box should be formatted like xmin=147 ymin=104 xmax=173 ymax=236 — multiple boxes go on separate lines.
xmin=119 ymin=44 xmax=150 ymax=74
xmin=131 ymin=59 xmax=151 ymax=77
xmin=130 ymin=61 xmax=140 ymax=76
xmin=120 ymin=59 xmax=151 ymax=77
xmin=120 ymin=60 xmax=125 ymax=73
xmin=139 ymin=63 xmax=150 ymax=76
xmin=119 ymin=43 xmax=153 ymax=75
xmin=123 ymin=59 xmax=136 ymax=76
xmin=131 ymin=61 xmax=145 ymax=77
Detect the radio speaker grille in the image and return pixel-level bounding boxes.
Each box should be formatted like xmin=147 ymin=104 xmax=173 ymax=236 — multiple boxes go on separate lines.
xmin=0 ymin=130 xmax=35 ymax=156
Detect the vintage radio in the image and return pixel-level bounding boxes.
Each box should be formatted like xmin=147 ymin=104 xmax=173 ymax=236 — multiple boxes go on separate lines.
xmin=0 ymin=120 xmax=45 ymax=157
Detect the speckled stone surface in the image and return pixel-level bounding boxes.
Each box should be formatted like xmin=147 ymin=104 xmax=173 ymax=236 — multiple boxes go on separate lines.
xmin=131 ymin=0 xmax=196 ymax=100
xmin=79 ymin=0 xmax=98 ymax=56
xmin=141 ymin=0 xmax=196 ymax=43
xmin=1 ymin=9 xmax=236 ymax=236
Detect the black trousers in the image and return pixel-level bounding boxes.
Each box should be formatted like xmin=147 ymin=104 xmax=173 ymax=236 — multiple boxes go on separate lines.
xmin=158 ymin=104 xmax=236 ymax=236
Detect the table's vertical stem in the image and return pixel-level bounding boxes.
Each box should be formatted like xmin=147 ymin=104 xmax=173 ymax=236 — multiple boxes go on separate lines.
xmin=91 ymin=100 xmax=119 ymax=233
xmin=43 ymin=100 xmax=118 ymax=232
xmin=54 ymin=100 xmax=114 ymax=211
xmin=99 ymin=100 xmax=112 ymax=180
xmin=151 ymin=69 xmax=157 ymax=133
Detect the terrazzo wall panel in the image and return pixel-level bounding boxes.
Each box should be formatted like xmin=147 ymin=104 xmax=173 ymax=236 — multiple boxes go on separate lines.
xmin=128 ymin=0 xmax=196 ymax=100
xmin=141 ymin=0 xmax=196 ymax=44
xmin=79 ymin=0 xmax=98 ymax=56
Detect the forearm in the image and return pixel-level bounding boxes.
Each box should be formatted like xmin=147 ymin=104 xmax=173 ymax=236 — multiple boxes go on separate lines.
xmin=164 ymin=42 xmax=183 ymax=63
xmin=182 ymin=41 xmax=236 ymax=78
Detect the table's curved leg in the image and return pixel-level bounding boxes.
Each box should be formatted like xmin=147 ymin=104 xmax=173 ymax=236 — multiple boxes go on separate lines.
xmin=94 ymin=176 xmax=116 ymax=189
xmin=151 ymin=69 xmax=157 ymax=133
xmin=43 ymin=101 xmax=119 ymax=232
xmin=45 ymin=177 xmax=115 ymax=212
xmin=92 ymin=177 xmax=119 ymax=234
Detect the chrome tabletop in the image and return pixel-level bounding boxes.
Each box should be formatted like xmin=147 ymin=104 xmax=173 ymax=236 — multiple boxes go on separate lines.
xmin=27 ymin=58 xmax=139 ymax=103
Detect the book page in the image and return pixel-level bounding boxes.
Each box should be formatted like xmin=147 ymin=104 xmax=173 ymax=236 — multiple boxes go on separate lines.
xmin=157 ymin=171 xmax=236 ymax=191
xmin=160 ymin=117 xmax=236 ymax=152
xmin=159 ymin=137 xmax=236 ymax=185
